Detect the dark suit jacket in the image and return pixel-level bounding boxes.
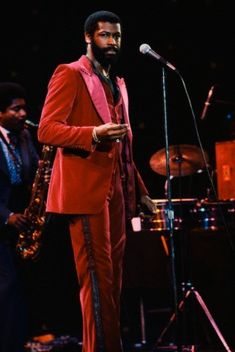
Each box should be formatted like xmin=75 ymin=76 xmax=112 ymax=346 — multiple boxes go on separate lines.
xmin=0 ymin=128 xmax=39 ymax=228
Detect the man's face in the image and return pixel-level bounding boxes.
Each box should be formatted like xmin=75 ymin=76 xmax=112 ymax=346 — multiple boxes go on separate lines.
xmin=0 ymin=98 xmax=27 ymax=133
xmin=90 ymin=21 xmax=121 ymax=67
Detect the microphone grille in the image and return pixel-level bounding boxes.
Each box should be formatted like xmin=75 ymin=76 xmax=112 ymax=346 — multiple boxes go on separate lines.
xmin=139 ymin=43 xmax=151 ymax=54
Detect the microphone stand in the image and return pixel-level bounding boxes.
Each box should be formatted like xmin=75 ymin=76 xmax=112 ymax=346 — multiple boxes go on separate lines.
xmin=159 ymin=67 xmax=180 ymax=350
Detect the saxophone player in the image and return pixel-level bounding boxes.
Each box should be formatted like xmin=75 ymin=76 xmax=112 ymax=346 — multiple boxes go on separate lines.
xmin=0 ymin=82 xmax=39 ymax=352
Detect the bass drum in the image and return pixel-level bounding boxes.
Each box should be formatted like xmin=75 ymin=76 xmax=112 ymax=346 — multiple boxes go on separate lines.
xmin=190 ymin=199 xmax=235 ymax=231
xmin=142 ymin=198 xmax=197 ymax=231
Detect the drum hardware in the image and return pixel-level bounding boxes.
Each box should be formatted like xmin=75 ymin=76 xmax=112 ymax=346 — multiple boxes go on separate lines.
xmin=149 ymin=146 xmax=232 ymax=351
xmin=153 ymin=281 xmax=232 ymax=352
xmin=150 ymin=199 xmax=233 ymax=352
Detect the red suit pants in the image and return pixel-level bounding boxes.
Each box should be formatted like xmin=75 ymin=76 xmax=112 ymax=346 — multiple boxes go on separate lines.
xmin=69 ymin=166 xmax=126 ymax=352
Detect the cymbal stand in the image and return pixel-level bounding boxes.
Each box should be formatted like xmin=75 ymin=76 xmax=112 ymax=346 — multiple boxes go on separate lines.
xmin=153 ymin=281 xmax=232 ymax=352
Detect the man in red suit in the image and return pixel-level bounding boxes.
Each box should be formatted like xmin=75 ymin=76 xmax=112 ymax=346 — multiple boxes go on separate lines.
xmin=38 ymin=10 xmax=156 ymax=352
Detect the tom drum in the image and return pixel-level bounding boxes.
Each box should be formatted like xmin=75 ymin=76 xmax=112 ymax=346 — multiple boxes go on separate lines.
xmin=190 ymin=199 xmax=235 ymax=231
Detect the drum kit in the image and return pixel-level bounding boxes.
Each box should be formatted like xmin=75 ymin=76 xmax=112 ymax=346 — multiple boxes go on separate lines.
xmin=142 ymin=144 xmax=235 ymax=232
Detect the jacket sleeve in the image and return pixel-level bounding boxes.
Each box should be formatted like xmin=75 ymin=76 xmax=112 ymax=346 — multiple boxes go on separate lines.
xmin=38 ymin=64 xmax=94 ymax=152
xmin=0 ymin=204 xmax=12 ymax=228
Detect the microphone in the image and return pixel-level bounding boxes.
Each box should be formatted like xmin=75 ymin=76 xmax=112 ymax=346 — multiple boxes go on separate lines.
xmin=24 ymin=119 xmax=39 ymax=128
xmin=139 ymin=43 xmax=178 ymax=72
xmin=200 ymin=85 xmax=215 ymax=120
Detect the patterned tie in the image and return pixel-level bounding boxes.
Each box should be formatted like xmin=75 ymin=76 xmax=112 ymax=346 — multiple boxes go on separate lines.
xmin=8 ymin=132 xmax=22 ymax=185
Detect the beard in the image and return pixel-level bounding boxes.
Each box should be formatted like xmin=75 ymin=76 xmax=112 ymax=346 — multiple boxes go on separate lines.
xmin=91 ymin=40 xmax=120 ymax=68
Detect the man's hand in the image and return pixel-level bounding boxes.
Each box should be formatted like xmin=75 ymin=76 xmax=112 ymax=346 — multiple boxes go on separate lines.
xmin=141 ymin=195 xmax=157 ymax=213
xmin=7 ymin=213 xmax=31 ymax=231
xmin=94 ymin=122 xmax=129 ymax=142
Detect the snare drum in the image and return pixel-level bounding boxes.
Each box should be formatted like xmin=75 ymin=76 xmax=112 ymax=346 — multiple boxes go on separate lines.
xmin=142 ymin=198 xmax=197 ymax=231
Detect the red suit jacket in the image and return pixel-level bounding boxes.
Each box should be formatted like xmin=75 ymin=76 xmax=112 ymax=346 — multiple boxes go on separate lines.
xmin=38 ymin=55 xmax=148 ymax=217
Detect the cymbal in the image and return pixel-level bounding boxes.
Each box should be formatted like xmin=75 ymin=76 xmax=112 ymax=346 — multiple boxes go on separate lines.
xmin=150 ymin=144 xmax=209 ymax=177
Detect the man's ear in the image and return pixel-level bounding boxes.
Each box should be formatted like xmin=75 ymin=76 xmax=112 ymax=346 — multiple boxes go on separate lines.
xmin=85 ymin=33 xmax=91 ymax=44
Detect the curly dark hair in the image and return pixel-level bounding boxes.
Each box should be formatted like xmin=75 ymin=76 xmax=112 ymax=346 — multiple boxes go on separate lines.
xmin=84 ymin=10 xmax=121 ymax=36
xmin=0 ymin=82 xmax=26 ymax=112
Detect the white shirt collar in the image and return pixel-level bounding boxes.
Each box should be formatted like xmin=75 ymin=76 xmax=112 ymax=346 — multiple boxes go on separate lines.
xmin=0 ymin=125 xmax=11 ymax=143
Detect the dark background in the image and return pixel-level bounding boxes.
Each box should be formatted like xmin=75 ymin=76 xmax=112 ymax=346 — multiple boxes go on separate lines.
xmin=1 ymin=0 xmax=235 ymax=199
xmin=1 ymin=1 xmax=235 ymax=349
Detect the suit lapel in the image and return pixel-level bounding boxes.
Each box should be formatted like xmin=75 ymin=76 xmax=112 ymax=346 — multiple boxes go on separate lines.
xmin=76 ymin=56 xmax=133 ymax=140
xmin=77 ymin=57 xmax=111 ymax=124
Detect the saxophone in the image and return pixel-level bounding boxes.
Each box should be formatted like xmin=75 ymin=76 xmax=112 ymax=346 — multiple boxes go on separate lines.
xmin=16 ymin=144 xmax=55 ymax=260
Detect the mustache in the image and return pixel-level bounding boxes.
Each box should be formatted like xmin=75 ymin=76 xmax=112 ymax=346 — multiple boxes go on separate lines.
xmin=103 ymin=47 xmax=119 ymax=54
